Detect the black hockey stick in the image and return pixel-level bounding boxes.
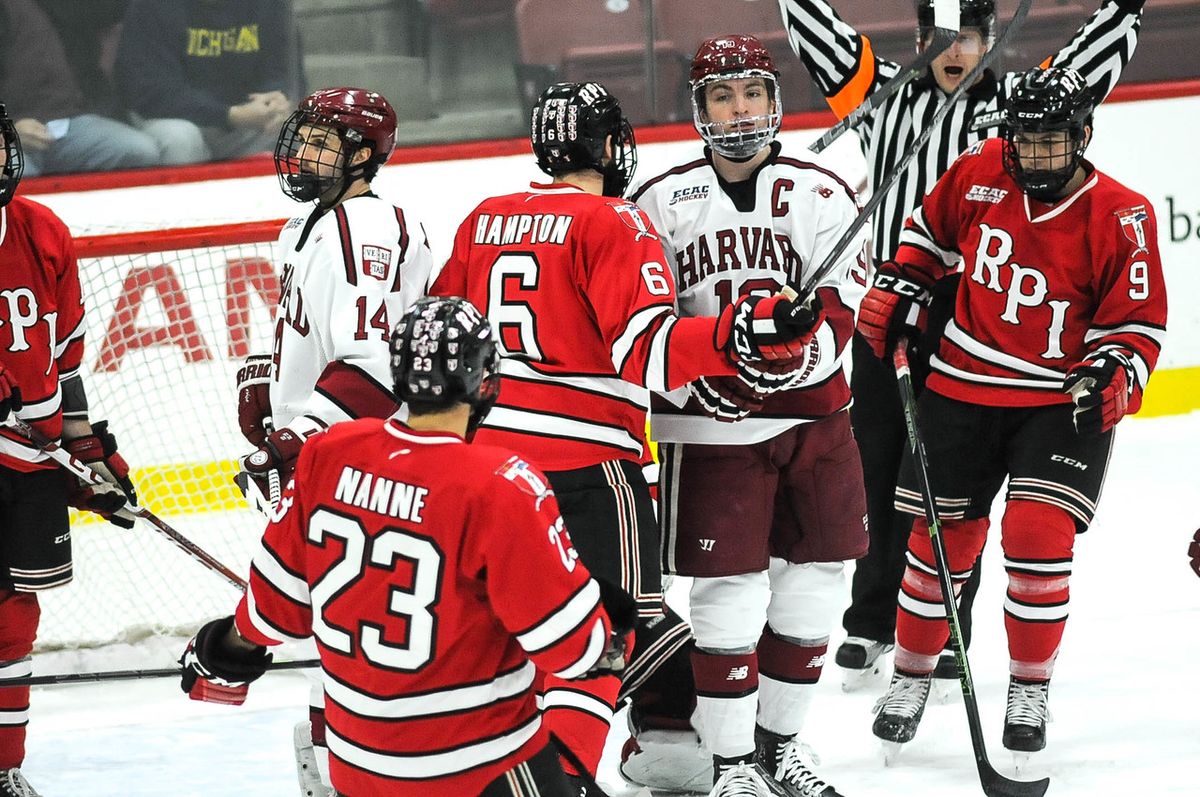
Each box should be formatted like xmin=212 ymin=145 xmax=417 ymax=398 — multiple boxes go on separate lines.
xmin=893 ymin=339 xmax=1050 ymax=797
xmin=5 ymin=417 xmax=248 ymax=592
xmin=5 ymin=657 xmax=320 ymax=688
xmin=788 ymin=0 xmax=1033 ymax=305
xmin=806 ymin=0 xmax=960 ymax=154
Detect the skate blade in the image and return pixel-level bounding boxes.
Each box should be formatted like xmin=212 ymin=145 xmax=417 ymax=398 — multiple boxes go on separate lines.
xmin=880 ymin=740 xmax=906 ymax=766
xmin=1011 ymin=751 xmax=1035 ymax=774
xmin=840 ymin=662 xmax=885 ymax=693
xmin=929 ymin=677 xmax=959 ymax=704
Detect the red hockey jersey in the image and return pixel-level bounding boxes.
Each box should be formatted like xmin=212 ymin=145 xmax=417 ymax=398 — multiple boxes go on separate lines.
xmin=889 ymin=138 xmax=1167 ymax=409
xmin=0 ymin=197 xmax=86 ymax=471
xmin=430 ymin=182 xmax=736 ymax=472
xmin=234 ymin=419 xmax=611 ymax=796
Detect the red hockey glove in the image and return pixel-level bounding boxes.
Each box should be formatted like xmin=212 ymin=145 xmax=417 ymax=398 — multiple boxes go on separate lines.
xmin=180 ymin=616 xmax=272 ymax=706
xmin=1063 ymin=351 xmax=1136 ymax=436
xmin=1189 ymin=529 xmax=1200 ymax=578
xmin=856 ymin=268 xmax=932 ymax=360
xmin=236 ymin=354 xmax=273 ymax=447
xmin=64 ymin=421 xmax=137 ymax=529
xmin=717 ymin=292 xmax=826 ymax=362
xmin=689 ymin=376 xmax=766 ymax=422
xmin=589 ymin=577 xmax=638 ymax=677
xmin=0 ymin=365 xmax=21 ymax=423
xmin=239 ymin=417 xmax=323 ymax=485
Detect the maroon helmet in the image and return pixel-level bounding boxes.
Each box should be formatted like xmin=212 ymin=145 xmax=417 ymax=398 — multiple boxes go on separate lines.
xmin=689 ymin=35 xmax=782 ymax=158
xmin=275 ymin=87 xmax=398 ymax=205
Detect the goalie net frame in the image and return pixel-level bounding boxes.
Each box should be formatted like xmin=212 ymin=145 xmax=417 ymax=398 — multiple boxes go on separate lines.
xmin=35 ymin=218 xmax=287 ymax=654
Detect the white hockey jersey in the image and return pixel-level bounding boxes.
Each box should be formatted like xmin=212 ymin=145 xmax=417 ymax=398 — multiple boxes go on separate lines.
xmin=270 ymin=194 xmax=432 ymax=432
xmin=630 ymin=144 xmax=868 ymax=444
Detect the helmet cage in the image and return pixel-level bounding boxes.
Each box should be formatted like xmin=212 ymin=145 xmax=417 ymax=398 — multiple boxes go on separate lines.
xmin=274 ymin=110 xmax=367 ymax=206
xmin=0 ymin=106 xmax=24 ymax=207
xmin=1002 ymin=69 xmax=1094 ymax=201
xmin=531 ymin=83 xmax=638 ymax=197
xmin=691 ymin=68 xmax=782 ymax=159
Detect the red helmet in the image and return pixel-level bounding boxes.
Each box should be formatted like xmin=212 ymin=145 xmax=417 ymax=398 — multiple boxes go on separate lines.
xmin=297 ymin=87 xmax=397 ymax=164
xmin=689 ymin=35 xmax=782 ymax=158
xmin=689 ymin=35 xmax=780 ymax=85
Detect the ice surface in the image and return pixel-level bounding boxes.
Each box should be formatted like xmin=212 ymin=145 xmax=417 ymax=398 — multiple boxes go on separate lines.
xmin=22 ymin=412 xmax=1200 ymax=795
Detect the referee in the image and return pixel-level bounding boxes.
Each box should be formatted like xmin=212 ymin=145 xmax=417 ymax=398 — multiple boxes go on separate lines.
xmin=779 ymin=0 xmax=1145 ymax=683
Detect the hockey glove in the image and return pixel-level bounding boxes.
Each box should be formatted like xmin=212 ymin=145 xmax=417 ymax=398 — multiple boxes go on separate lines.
xmin=240 ymin=416 xmax=324 ymax=485
xmin=64 ymin=421 xmax=137 ymax=529
xmin=736 ymin=337 xmax=823 ymax=394
xmin=180 ymin=616 xmax=272 ymax=706
xmin=689 ymin=376 xmax=766 ymax=422
xmin=1189 ymin=529 xmax=1200 ymax=578
xmin=236 ymin=354 xmax=273 ymax=447
xmin=1063 ymin=351 xmax=1136 ymax=436
xmin=718 ymin=292 xmax=826 ymax=362
xmin=0 ymin=365 xmax=21 ymax=423
xmin=589 ymin=577 xmax=638 ymax=677
xmin=856 ymin=267 xmax=932 ymax=360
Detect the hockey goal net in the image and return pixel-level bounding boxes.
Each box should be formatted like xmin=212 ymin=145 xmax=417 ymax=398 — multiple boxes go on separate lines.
xmin=35 ymin=220 xmax=287 ymax=653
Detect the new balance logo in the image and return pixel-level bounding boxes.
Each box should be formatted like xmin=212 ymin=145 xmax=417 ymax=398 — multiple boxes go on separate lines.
xmin=699 ymin=539 xmax=715 ymax=551
xmin=805 ymin=655 xmax=825 ymax=669
xmin=726 ymin=666 xmax=750 ymax=681
xmin=965 ymin=184 xmax=1008 ymax=204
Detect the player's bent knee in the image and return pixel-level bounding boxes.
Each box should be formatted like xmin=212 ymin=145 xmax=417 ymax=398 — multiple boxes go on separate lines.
xmin=765 ymin=559 xmax=844 ymax=640
xmin=1001 ymin=500 xmax=1076 ymax=561
xmin=689 ymin=573 xmax=770 ymax=650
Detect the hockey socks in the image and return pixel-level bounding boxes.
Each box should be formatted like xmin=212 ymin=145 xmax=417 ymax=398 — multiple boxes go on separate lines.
xmin=691 ymin=649 xmax=758 ymax=761
xmin=542 ymin=673 xmax=620 ymax=779
xmin=756 ymin=626 xmax=825 ymax=737
xmin=0 ymin=591 xmax=38 ymax=769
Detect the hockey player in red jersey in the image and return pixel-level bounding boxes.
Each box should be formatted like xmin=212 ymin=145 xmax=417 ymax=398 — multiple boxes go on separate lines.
xmin=430 ymin=82 xmax=821 ymax=793
xmin=181 ymin=296 xmax=637 ymax=797
xmin=858 ymin=68 xmax=1167 ymax=757
xmin=629 ymin=35 xmax=866 ymax=797
xmin=0 ymin=102 xmax=138 ymax=796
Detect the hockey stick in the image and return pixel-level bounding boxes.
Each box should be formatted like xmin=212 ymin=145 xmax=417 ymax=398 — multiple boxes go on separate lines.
xmin=892 ymin=339 xmax=1050 ymax=797
xmin=806 ymin=0 xmax=960 ymax=154
xmin=789 ymin=0 xmax=1032 ymax=305
xmin=5 ymin=417 xmax=248 ymax=592
xmin=4 ymin=657 xmax=320 ymax=688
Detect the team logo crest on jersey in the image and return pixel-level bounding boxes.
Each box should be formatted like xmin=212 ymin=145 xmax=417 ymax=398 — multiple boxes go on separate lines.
xmin=965 ymin=140 xmax=987 ymax=157
xmin=610 ymin=202 xmax=658 ymax=241
xmin=496 ymin=455 xmax=554 ymax=509
xmin=965 ymin=184 xmax=1008 ymax=204
xmin=669 ymin=185 xmax=710 ymax=205
xmin=361 ymin=245 xmax=393 ymax=281
xmin=1115 ymin=205 xmax=1150 ymax=255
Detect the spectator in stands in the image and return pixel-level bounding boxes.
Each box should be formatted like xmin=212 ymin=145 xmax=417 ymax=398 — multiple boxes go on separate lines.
xmin=0 ymin=0 xmax=187 ymax=176
xmin=115 ymin=0 xmax=298 ymax=164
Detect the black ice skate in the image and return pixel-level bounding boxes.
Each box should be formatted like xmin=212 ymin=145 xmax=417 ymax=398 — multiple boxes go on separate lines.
xmin=930 ymin=647 xmax=960 ymax=704
xmin=0 ymin=769 xmax=39 ymax=797
xmin=834 ymin=636 xmax=894 ymax=692
xmin=871 ymin=669 xmax=932 ymax=763
xmin=1003 ymin=677 xmax=1050 ymax=771
xmin=755 ymin=726 xmax=843 ymax=797
xmin=708 ymin=760 xmax=789 ymax=797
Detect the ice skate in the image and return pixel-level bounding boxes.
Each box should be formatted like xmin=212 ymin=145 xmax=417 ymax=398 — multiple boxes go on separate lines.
xmin=618 ymin=713 xmax=712 ymax=794
xmin=0 ymin=769 xmax=39 ymax=797
xmin=834 ymin=636 xmax=893 ymax=692
xmin=755 ymin=727 xmax=843 ymax=797
xmin=872 ymin=670 xmax=932 ymax=763
xmin=1003 ymin=677 xmax=1049 ymax=772
xmin=930 ymin=648 xmax=959 ymax=703
xmin=294 ymin=721 xmax=334 ymax=797
xmin=706 ymin=761 xmax=787 ymax=797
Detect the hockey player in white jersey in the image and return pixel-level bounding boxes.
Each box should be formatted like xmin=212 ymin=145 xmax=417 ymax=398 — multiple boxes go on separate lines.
xmin=233 ymin=87 xmax=432 ymax=796
xmin=629 ymin=36 xmax=869 ymax=797
xmin=236 ymin=87 xmax=432 ymax=498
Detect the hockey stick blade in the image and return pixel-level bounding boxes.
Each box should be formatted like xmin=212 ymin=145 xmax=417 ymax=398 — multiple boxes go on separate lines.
xmin=7 ymin=658 xmax=320 ymax=688
xmin=4 ymin=417 xmax=248 ymax=591
xmin=789 ymin=0 xmax=1033 ymax=307
xmin=981 ymin=765 xmax=1050 ymax=797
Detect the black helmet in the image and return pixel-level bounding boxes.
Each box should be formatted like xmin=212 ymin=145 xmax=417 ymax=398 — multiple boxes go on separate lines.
xmin=531 ymin=82 xmax=637 ymax=197
xmin=1003 ymin=68 xmax=1094 ymax=201
xmin=390 ymin=297 xmax=501 ymax=436
xmin=916 ymin=0 xmax=996 ymax=45
xmin=0 ymin=102 xmax=24 ymax=207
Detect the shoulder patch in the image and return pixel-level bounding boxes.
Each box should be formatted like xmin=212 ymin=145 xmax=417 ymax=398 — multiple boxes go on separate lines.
xmin=607 ymin=201 xmax=658 ymax=242
xmin=495 ymin=455 xmax=554 ymax=509
xmin=360 ymin=244 xmax=393 ymax=281
xmin=965 ymin=140 xmax=988 ymax=157
xmin=1115 ymin=205 xmax=1151 ymax=255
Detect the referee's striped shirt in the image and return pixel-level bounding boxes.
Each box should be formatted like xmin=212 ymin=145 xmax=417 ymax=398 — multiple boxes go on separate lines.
xmin=779 ymin=0 xmax=1143 ymax=265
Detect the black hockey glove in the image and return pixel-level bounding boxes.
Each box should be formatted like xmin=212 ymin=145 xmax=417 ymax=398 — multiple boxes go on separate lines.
xmin=64 ymin=420 xmax=138 ymax=529
xmin=0 ymin=364 xmax=21 ymax=423
xmin=717 ymin=292 xmax=826 ymax=362
xmin=1063 ymin=351 xmax=1136 ymax=436
xmin=588 ymin=577 xmax=638 ymax=677
xmin=180 ymin=616 xmax=272 ymax=706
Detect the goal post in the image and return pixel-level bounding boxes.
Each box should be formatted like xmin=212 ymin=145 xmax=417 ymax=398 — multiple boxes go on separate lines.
xmin=35 ymin=219 xmax=287 ymax=652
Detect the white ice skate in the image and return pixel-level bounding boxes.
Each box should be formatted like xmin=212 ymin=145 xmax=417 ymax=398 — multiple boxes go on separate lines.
xmin=294 ymin=721 xmax=334 ymax=797
xmin=0 ymin=769 xmax=40 ymax=797
xmin=871 ymin=670 xmax=932 ymax=765
xmin=929 ymin=648 xmax=960 ymax=704
xmin=834 ymin=636 xmax=893 ymax=692
xmin=618 ymin=722 xmax=712 ymax=794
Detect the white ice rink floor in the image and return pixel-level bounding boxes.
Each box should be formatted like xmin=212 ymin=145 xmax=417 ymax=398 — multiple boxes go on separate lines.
xmin=22 ymin=412 xmax=1200 ymax=796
